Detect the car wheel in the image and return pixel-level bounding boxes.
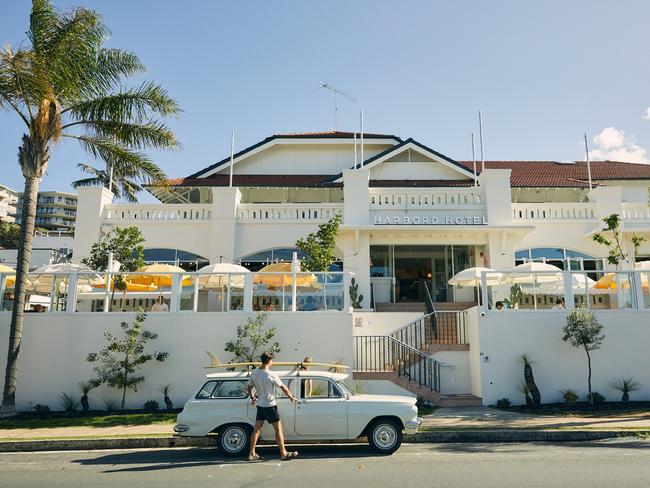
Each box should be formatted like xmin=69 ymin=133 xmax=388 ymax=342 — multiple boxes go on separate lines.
xmin=217 ymin=424 xmax=251 ymax=457
xmin=367 ymin=419 xmax=402 ymax=455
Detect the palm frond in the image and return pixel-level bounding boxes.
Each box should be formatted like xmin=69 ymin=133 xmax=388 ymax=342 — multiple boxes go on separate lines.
xmin=66 ymin=119 xmax=179 ymax=150
xmin=64 ymin=81 xmax=180 ymax=122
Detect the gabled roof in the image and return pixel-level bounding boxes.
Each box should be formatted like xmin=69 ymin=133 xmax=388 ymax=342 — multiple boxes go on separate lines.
xmin=186 ymin=131 xmax=402 ymax=179
xmin=457 ymin=160 xmax=650 ymax=187
xmin=332 ymin=138 xmax=475 ymax=181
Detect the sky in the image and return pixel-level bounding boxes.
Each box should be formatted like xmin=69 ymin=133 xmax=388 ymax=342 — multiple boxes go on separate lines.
xmin=2 ymin=0 xmax=650 ymax=201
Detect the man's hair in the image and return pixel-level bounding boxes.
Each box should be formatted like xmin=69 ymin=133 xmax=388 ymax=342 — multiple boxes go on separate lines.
xmin=260 ymin=352 xmax=274 ymax=365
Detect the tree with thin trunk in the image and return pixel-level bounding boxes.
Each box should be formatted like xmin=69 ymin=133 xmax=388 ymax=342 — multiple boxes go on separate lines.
xmin=562 ymin=308 xmax=605 ymax=406
xmin=0 ymin=0 xmax=179 ymax=417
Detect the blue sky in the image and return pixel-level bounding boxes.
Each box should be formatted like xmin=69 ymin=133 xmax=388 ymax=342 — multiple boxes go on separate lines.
xmin=2 ymin=0 xmax=650 ymax=200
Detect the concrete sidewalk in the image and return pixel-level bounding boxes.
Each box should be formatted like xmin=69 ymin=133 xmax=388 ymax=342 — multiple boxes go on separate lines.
xmin=422 ymin=407 xmax=650 ymax=430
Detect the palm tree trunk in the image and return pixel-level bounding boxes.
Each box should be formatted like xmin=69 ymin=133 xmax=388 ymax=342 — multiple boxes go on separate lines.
xmin=1 ymin=175 xmax=40 ymax=417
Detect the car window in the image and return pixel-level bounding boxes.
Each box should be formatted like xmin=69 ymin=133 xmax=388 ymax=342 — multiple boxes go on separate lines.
xmin=195 ymin=380 xmax=248 ymax=399
xmin=212 ymin=380 xmax=249 ymax=398
xmin=196 ymin=380 xmax=218 ymax=399
xmin=301 ymin=378 xmax=342 ymax=399
xmin=274 ymin=378 xmax=293 ymax=399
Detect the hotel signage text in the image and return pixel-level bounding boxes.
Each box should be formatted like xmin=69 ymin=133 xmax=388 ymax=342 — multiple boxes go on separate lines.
xmin=374 ymin=215 xmax=488 ymax=225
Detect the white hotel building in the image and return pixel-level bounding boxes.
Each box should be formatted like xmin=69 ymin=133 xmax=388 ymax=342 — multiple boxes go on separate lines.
xmin=4 ymin=130 xmax=650 ymax=410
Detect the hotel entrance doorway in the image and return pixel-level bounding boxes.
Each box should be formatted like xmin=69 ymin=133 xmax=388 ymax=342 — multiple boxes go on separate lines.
xmin=370 ymin=245 xmax=474 ymax=303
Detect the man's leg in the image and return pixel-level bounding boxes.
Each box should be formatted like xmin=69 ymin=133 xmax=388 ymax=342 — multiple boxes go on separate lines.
xmin=272 ymin=420 xmax=288 ymax=458
xmin=249 ymin=420 xmax=264 ymax=459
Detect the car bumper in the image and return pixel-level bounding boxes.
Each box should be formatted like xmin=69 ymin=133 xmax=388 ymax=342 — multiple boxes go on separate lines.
xmin=404 ymin=417 xmax=422 ymax=435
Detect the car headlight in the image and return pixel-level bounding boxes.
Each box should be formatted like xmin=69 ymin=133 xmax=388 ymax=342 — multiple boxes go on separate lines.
xmin=174 ymin=424 xmax=190 ymax=433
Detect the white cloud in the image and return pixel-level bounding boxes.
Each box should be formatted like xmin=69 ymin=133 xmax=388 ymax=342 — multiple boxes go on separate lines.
xmin=590 ymin=127 xmax=648 ymax=163
xmin=644 ymin=107 xmax=650 ymax=120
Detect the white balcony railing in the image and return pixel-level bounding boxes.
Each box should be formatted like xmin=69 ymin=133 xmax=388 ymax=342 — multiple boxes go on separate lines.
xmin=369 ymin=188 xmax=485 ymax=209
xmin=621 ymin=203 xmax=650 ymax=222
xmin=237 ymin=204 xmax=343 ymax=223
xmin=103 ymin=204 xmax=212 ymax=223
xmin=512 ymin=203 xmax=596 ymax=222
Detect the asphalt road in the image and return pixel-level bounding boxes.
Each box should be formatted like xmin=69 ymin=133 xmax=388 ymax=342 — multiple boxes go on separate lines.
xmin=1 ymin=440 xmax=650 ymax=488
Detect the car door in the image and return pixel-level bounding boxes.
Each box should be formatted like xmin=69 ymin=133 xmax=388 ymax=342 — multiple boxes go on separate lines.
xmin=259 ymin=377 xmax=296 ymax=439
xmin=294 ymin=377 xmax=348 ymax=438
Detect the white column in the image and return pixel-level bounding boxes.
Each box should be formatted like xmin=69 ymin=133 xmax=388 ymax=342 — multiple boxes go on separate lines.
xmin=243 ymin=272 xmax=253 ymax=313
xmin=210 ymin=187 xmax=242 ymax=264
xmin=170 ymin=273 xmax=180 ymax=312
xmin=66 ymin=273 xmax=78 ymax=313
xmin=71 ymin=186 xmax=114 ymax=263
xmin=478 ymin=168 xmax=512 ymax=226
xmin=342 ymin=168 xmax=370 ymax=226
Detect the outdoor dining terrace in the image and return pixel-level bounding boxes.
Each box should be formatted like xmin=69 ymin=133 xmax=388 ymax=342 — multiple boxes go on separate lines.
xmin=476 ymin=267 xmax=650 ymax=313
xmin=0 ymin=268 xmax=352 ymax=314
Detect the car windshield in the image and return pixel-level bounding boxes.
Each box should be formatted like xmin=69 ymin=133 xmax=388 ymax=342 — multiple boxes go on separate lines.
xmin=337 ymin=381 xmax=352 ymax=396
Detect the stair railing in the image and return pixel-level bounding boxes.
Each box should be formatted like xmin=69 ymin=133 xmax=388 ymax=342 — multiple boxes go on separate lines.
xmin=353 ymin=335 xmax=441 ymax=392
xmin=389 ymin=312 xmax=435 ymax=351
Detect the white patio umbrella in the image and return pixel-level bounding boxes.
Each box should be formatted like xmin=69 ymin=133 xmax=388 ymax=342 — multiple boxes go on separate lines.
xmin=448 ymin=267 xmax=504 ymax=306
xmin=27 ymin=262 xmax=94 ymax=294
xmin=509 ymin=262 xmax=563 ymax=284
xmin=197 ymin=263 xmax=250 ymax=311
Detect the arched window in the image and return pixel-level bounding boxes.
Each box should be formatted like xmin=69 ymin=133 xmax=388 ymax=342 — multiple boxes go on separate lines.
xmin=238 ymin=248 xmax=342 ymax=272
xmin=143 ymin=248 xmax=209 ymax=271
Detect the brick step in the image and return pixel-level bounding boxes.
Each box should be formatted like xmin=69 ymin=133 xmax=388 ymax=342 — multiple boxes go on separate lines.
xmin=437 ymin=394 xmax=483 ymax=407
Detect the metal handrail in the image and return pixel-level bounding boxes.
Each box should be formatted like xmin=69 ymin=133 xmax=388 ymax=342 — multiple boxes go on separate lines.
xmin=354 ymin=335 xmax=441 ymax=392
xmin=389 ymin=312 xmax=435 ymax=350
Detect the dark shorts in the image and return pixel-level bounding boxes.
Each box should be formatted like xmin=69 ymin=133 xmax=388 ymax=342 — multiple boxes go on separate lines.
xmin=256 ymin=406 xmax=280 ymax=424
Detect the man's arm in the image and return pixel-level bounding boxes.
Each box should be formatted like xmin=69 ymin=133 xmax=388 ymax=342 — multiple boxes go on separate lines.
xmin=247 ymin=384 xmax=257 ymax=405
xmin=280 ymin=384 xmax=298 ymax=403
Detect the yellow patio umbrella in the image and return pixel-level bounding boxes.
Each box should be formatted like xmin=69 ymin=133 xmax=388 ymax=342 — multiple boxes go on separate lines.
xmin=128 ymin=264 xmax=192 ymax=287
xmin=254 ymin=262 xmax=318 ymax=287
xmin=0 ymin=264 xmax=17 ymax=288
xmin=594 ymin=273 xmax=648 ymax=290
xmin=93 ymin=278 xmax=158 ymax=292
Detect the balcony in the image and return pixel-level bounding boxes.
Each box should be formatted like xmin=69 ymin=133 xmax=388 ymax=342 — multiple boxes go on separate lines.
xmin=237 ymin=203 xmax=343 ymax=223
xmin=103 ymin=204 xmax=212 ymax=224
xmin=511 ymin=203 xmax=597 ymax=222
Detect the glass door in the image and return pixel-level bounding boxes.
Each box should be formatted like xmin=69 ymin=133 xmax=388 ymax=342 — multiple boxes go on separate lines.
xmin=394 ymin=246 xmax=433 ymax=302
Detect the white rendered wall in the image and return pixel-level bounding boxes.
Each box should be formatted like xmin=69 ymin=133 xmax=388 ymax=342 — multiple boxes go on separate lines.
xmin=369 ymin=161 xmax=473 ymax=181
xmin=355 ymin=380 xmax=415 ymax=398
xmin=433 ymin=351 xmax=472 ymax=395
xmin=352 ymin=312 xmax=424 ymax=336
xmin=471 ymin=309 xmax=650 ymax=406
xmin=0 ymin=312 xmax=353 ymax=412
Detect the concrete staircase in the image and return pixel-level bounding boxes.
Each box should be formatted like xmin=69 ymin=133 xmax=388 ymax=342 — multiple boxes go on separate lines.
xmin=359 ymin=301 xmax=482 ymax=406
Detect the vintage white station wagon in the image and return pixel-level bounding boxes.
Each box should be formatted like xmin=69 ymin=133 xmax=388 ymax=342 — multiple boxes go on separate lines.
xmin=174 ymin=370 xmax=422 ymax=455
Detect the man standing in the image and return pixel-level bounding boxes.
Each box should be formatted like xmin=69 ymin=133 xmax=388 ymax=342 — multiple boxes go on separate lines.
xmin=247 ymin=352 xmax=299 ymax=461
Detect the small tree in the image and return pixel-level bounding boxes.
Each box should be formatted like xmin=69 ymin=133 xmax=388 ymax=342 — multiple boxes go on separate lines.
xmin=81 ymin=226 xmax=145 ymax=272
xmin=593 ymin=214 xmax=646 ymax=267
xmin=562 ymin=308 xmax=605 ymax=406
xmin=295 ymin=215 xmax=341 ymax=271
xmin=520 ymin=354 xmax=541 ymax=407
xmin=78 ymin=379 xmax=100 ymax=413
xmin=224 ymin=312 xmax=280 ymax=366
xmin=87 ymin=311 xmax=169 ymax=409
xmin=81 ymin=226 xmax=145 ymax=310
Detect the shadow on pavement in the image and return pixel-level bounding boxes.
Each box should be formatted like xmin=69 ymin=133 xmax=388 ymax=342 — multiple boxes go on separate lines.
xmin=73 ymin=444 xmax=379 ymax=473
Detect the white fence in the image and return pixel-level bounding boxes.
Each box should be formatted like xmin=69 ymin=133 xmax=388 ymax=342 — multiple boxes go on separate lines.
xmin=237 ymin=204 xmax=343 ymax=223
xmin=103 ymin=204 xmax=212 ymax=223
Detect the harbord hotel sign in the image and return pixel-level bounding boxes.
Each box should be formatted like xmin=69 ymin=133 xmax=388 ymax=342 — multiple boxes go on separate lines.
xmin=374 ymin=215 xmax=488 ymax=225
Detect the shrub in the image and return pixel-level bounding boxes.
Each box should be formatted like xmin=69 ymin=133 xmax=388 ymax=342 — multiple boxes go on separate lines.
xmin=561 ymin=389 xmax=579 ymax=406
xmin=32 ymin=404 xmax=51 ymax=416
xmin=103 ymin=398 xmax=120 ymax=411
xmin=58 ymin=392 xmax=80 ymax=412
xmin=496 ymin=398 xmax=511 ymax=409
xmin=160 ymin=384 xmax=173 ymax=411
xmin=351 ymin=382 xmax=365 ymax=396
xmin=609 ymin=378 xmax=641 ymax=402
xmin=590 ymin=392 xmax=606 ymax=405
xmin=143 ymin=400 xmax=160 ymax=412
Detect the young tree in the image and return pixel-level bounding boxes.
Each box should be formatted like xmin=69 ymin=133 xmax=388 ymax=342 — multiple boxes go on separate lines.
xmin=81 ymin=226 xmax=145 ymax=272
xmin=520 ymin=354 xmax=541 ymax=407
xmin=295 ymin=215 xmax=342 ymax=271
xmin=562 ymin=308 xmax=605 ymax=406
xmin=593 ymin=214 xmax=646 ymax=267
xmin=86 ymin=311 xmax=169 ymax=410
xmin=0 ymin=0 xmax=180 ymax=416
xmin=224 ymin=312 xmax=280 ymax=366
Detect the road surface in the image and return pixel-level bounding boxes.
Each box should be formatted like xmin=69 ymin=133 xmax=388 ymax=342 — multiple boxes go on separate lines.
xmin=1 ymin=440 xmax=650 ymax=487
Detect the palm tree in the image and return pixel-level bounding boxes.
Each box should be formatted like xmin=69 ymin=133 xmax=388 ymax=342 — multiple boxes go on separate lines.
xmin=72 ymin=161 xmax=165 ymax=203
xmin=0 ymin=0 xmax=180 ymax=416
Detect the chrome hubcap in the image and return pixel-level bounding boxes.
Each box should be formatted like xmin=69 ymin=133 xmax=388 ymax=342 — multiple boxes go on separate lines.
xmin=373 ymin=424 xmax=397 ymax=449
xmin=222 ymin=427 xmax=247 ymax=452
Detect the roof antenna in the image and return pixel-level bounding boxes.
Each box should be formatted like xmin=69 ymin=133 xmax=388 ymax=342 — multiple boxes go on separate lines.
xmin=478 ymin=111 xmax=485 ymax=173
xmin=319 ymin=81 xmax=359 ymax=131
xmin=471 ymin=133 xmax=478 ymax=187
xmin=584 ymin=132 xmax=593 ymax=190
xmin=229 ymin=130 xmax=235 ymax=188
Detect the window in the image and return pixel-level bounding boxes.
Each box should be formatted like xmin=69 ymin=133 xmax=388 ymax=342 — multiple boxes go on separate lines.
xmin=300 ymin=378 xmax=342 ymax=399
xmin=195 ymin=380 xmax=249 ymax=399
